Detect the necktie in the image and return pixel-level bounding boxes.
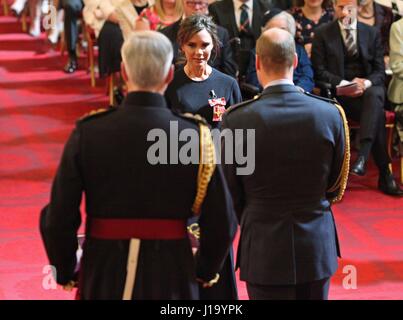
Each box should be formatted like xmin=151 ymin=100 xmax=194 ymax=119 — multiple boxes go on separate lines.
xmin=240 ymin=4 xmax=250 ymax=33
xmin=345 ymin=29 xmax=358 ymax=57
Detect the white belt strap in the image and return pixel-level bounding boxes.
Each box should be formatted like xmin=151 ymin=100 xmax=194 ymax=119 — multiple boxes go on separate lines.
xmin=122 ymin=238 xmax=141 ymax=300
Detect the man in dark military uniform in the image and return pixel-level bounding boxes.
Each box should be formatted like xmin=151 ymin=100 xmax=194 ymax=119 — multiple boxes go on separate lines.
xmin=40 ymin=30 xmax=237 ymax=300
xmin=221 ymin=28 xmax=350 ymax=300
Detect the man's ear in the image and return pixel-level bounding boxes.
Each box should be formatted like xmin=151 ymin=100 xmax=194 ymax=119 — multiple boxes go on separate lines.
xmin=293 ymin=52 xmax=298 ymax=69
xmin=121 ymin=62 xmax=129 ymax=83
xmin=256 ymin=54 xmax=261 ymax=72
xmin=165 ymin=64 xmax=174 ymax=86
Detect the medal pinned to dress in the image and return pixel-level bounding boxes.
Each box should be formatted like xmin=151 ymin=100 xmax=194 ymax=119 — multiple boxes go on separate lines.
xmin=208 ymin=90 xmax=226 ymax=122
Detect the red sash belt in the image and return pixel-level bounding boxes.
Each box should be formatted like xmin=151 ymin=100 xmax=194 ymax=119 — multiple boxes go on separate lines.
xmin=88 ymin=218 xmax=187 ymax=240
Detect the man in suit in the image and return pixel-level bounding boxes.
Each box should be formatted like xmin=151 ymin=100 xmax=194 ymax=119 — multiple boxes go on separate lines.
xmin=40 ymin=31 xmax=237 ymax=299
xmin=208 ymin=0 xmax=269 ymax=78
xmin=222 ymin=28 xmax=349 ymax=300
xmin=311 ymin=0 xmax=403 ymax=196
xmin=160 ymin=0 xmax=237 ymax=77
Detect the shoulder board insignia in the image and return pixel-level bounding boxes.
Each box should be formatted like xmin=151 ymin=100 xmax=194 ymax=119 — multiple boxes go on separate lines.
xmin=78 ymin=107 xmax=116 ymax=122
xmin=225 ymin=94 xmax=261 ymax=115
xmin=175 ymin=111 xmax=209 ymax=126
xmin=303 ymin=91 xmax=337 ymax=104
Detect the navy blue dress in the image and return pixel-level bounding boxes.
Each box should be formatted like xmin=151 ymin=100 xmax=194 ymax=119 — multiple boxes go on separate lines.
xmin=166 ymin=67 xmax=241 ymax=299
xmin=166 ymin=67 xmax=242 ymax=128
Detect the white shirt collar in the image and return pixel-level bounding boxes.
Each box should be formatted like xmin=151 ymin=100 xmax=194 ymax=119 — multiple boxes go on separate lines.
xmin=338 ymin=18 xmax=357 ymax=31
xmin=264 ymin=79 xmax=294 ymax=89
xmin=234 ymin=0 xmax=253 ymax=10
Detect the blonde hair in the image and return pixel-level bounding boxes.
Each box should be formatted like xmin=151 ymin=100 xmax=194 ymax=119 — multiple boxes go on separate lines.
xmin=155 ymin=0 xmax=183 ymax=22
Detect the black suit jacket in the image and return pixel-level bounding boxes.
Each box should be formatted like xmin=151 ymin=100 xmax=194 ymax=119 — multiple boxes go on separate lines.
xmin=40 ymin=92 xmax=237 ymax=299
xmin=208 ymin=0 xmax=269 ymax=44
xmin=160 ymin=19 xmax=237 ymax=77
xmin=311 ymin=20 xmax=385 ymax=87
xmin=222 ymin=85 xmax=344 ymax=285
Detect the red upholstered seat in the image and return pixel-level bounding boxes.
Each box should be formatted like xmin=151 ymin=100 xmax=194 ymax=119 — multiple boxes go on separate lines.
xmin=349 ymin=110 xmax=395 ymax=127
xmin=385 ymin=110 xmax=396 ymax=124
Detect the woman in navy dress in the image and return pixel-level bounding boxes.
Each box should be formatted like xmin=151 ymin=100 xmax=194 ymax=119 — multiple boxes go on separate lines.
xmin=166 ymin=14 xmax=240 ymax=300
xmin=166 ymin=14 xmax=242 ymax=128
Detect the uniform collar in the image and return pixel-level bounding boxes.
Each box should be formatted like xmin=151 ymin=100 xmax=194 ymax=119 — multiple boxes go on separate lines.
xmin=122 ymin=91 xmax=168 ymax=108
xmin=263 ymin=79 xmax=294 ymax=89
xmin=260 ymin=83 xmax=301 ymax=96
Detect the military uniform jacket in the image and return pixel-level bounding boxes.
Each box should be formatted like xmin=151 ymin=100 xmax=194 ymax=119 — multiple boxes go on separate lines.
xmin=222 ymin=84 xmax=345 ymax=285
xmin=40 ymin=92 xmax=237 ymax=299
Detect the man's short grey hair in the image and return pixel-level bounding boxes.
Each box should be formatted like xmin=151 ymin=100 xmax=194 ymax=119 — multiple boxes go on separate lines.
xmin=256 ymin=27 xmax=295 ymax=74
xmin=265 ymin=11 xmax=297 ymax=37
xmin=121 ymin=31 xmax=173 ymax=89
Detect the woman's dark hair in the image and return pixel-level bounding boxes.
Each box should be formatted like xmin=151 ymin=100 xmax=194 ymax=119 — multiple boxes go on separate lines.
xmin=295 ymin=0 xmax=333 ymax=9
xmin=177 ymin=14 xmax=221 ymax=63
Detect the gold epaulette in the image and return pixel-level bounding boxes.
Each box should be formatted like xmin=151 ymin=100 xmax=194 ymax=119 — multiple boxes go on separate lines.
xmin=225 ymin=94 xmax=260 ymax=115
xmin=303 ymin=91 xmax=337 ymax=104
xmin=191 ymin=117 xmax=216 ymax=216
xmin=327 ymin=103 xmax=350 ymax=203
xmin=179 ymin=112 xmax=208 ymax=125
xmin=78 ymin=107 xmax=115 ymax=122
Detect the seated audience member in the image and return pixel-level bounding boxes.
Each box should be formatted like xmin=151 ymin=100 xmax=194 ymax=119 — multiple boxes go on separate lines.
xmin=11 ymin=0 xmax=47 ymax=38
xmin=357 ymin=0 xmax=393 ymax=65
xmin=60 ymin=0 xmax=84 ymax=73
xmin=388 ymin=18 xmax=403 ymax=151
xmin=208 ymin=0 xmax=270 ymax=79
xmin=84 ymin=0 xmax=145 ymax=79
xmin=311 ymin=0 xmax=403 ymax=196
xmin=135 ymin=0 xmax=182 ymax=30
xmin=290 ymin=0 xmax=334 ymax=57
xmin=246 ymin=9 xmax=314 ymax=93
xmin=160 ymin=0 xmax=237 ymax=77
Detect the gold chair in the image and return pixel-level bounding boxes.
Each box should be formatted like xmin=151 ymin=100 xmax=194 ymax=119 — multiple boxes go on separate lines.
xmin=2 ymin=0 xmax=9 ymax=15
xmin=84 ymin=22 xmax=116 ymax=106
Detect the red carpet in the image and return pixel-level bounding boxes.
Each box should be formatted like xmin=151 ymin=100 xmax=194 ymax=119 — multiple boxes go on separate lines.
xmin=0 ymin=11 xmax=402 ymax=300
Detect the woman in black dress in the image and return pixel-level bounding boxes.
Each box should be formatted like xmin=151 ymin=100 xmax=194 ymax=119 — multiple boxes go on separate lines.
xmin=166 ymin=14 xmax=242 ymax=128
xmin=166 ymin=14 xmax=241 ymax=300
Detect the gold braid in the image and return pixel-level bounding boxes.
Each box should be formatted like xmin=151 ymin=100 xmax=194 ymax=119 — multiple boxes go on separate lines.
xmin=191 ymin=121 xmax=216 ymax=215
xmin=327 ymin=103 xmax=351 ymax=203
